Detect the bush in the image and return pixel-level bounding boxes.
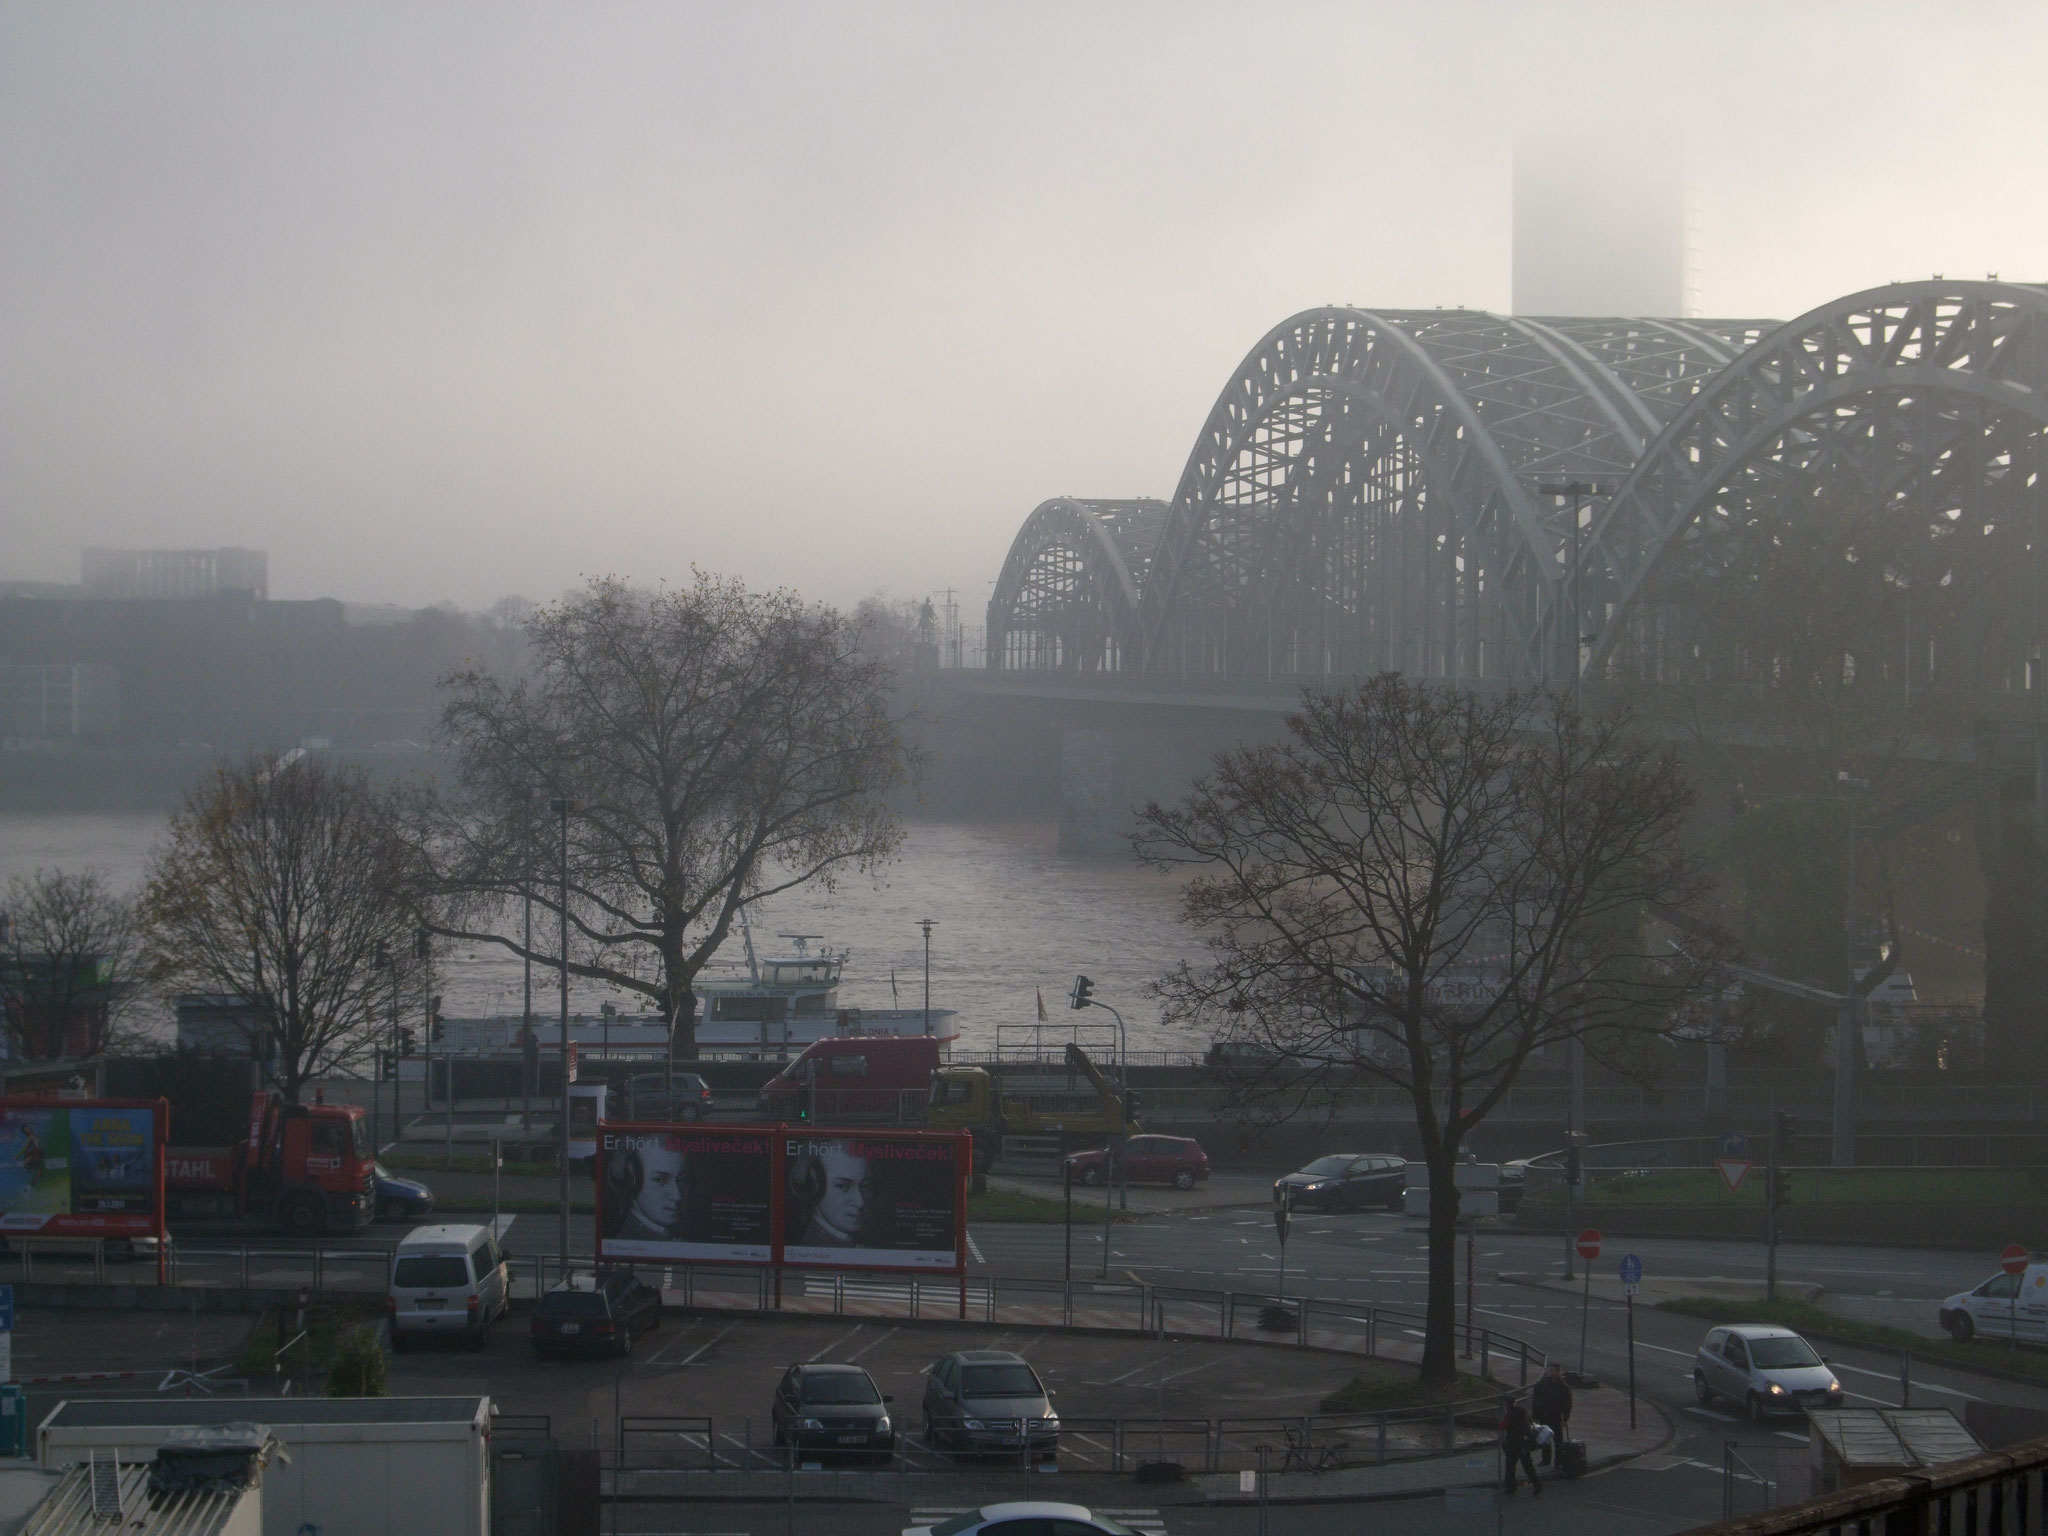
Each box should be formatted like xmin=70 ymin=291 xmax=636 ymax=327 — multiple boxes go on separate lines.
xmin=324 ymin=1325 xmax=389 ymax=1398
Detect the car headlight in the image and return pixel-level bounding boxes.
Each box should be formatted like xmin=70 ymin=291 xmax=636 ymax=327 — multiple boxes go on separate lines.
xmin=1767 ymin=1383 xmax=1785 ymax=1396
xmin=1304 ymin=1181 xmax=1326 ymax=1191
xmin=962 ymin=1418 xmax=985 ymax=1431
xmin=1041 ymin=1414 xmax=1059 ymax=1429
xmin=800 ymin=1418 xmax=823 ymax=1431
xmin=1828 ymin=1381 xmax=1841 ymax=1394
xmin=875 ymin=1416 xmax=891 ymax=1434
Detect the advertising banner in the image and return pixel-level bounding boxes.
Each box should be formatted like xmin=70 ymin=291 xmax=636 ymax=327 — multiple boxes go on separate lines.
xmin=597 ymin=1125 xmax=775 ymax=1264
xmin=593 ymin=1122 xmax=968 ymax=1274
xmin=781 ymin=1131 xmax=963 ymax=1271
xmin=0 ymin=1100 xmax=165 ymax=1238
xmin=565 ymin=1083 xmax=607 ymax=1161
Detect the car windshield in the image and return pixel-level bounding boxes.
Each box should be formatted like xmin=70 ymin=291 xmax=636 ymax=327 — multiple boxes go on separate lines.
xmin=537 ymin=1290 xmax=608 ymax=1316
xmin=1299 ymin=1156 xmax=1353 ymax=1176
xmin=1748 ymin=1336 xmax=1823 ymax=1369
xmin=929 ymin=1517 xmax=980 ymax=1536
xmin=802 ymin=1372 xmax=880 ymax=1404
xmin=392 ymin=1255 xmax=467 ymax=1289
xmin=352 ymin=1117 xmax=372 ymax=1159
xmin=961 ymin=1363 xmax=1043 ymax=1397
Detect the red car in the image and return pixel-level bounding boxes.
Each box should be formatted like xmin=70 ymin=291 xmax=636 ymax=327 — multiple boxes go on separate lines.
xmin=1065 ymin=1135 xmax=1210 ymax=1190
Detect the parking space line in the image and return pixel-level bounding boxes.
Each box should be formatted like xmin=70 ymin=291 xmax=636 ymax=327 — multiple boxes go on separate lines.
xmin=642 ymin=1316 xmax=706 ymax=1365
xmin=967 ymin=1231 xmax=985 ymax=1264
xmin=672 ymin=1320 xmax=737 ymax=1367
xmin=844 ymin=1326 xmax=898 ymax=1364
xmin=808 ymin=1324 xmax=866 ymax=1362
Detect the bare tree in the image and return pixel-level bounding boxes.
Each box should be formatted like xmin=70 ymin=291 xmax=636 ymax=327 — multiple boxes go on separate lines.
xmin=0 ymin=868 xmax=142 ymax=1059
xmin=1135 ymin=676 xmax=1707 ymax=1388
xmin=427 ymin=573 xmax=912 ymax=1072
xmin=140 ymin=754 xmax=428 ymax=1102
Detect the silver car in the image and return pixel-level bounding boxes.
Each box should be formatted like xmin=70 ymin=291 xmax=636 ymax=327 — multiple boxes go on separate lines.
xmin=905 ymin=1503 xmax=1144 ymax=1536
xmin=1693 ymin=1324 xmax=1843 ymax=1421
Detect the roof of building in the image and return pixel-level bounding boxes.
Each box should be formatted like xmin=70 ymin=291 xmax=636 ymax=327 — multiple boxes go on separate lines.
xmin=1806 ymin=1408 xmax=1984 ymax=1469
xmin=21 ymin=1461 xmax=249 ymax=1536
xmin=44 ymin=1397 xmax=486 ymax=1430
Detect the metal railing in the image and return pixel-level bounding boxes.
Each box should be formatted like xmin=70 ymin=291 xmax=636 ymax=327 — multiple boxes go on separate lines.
xmin=1685 ymin=1432 xmax=2048 ymax=1536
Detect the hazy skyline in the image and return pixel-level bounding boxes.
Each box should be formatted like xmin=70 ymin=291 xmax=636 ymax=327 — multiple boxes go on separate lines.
xmin=5 ymin=2 xmax=2043 ymax=615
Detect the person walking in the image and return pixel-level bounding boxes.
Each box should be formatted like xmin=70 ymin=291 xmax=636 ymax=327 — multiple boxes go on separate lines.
xmin=1500 ymin=1394 xmax=1542 ymax=1497
xmin=1531 ymin=1362 xmax=1574 ymax=1466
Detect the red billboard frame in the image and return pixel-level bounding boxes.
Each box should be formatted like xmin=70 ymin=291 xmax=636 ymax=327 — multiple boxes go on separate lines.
xmin=0 ymin=1097 xmax=168 ymax=1250
xmin=594 ymin=1121 xmax=970 ymax=1278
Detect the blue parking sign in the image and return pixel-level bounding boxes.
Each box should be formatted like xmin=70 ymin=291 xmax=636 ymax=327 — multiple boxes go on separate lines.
xmin=1618 ymin=1254 xmax=1643 ymax=1287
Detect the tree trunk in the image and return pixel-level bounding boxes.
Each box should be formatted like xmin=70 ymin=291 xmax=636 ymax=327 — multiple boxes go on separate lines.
xmin=1418 ymin=1145 xmax=1463 ymax=1388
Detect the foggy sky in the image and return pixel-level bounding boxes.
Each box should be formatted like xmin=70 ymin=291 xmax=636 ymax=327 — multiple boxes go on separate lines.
xmin=4 ymin=2 xmax=2043 ymax=615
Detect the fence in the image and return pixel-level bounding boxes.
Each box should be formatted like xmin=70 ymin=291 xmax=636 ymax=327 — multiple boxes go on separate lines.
xmin=1686 ymin=1432 xmax=2048 ymax=1536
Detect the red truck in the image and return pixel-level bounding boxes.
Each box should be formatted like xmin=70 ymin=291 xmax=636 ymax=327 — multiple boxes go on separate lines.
xmin=756 ymin=1037 xmax=945 ymax=1124
xmin=166 ymin=1090 xmax=375 ymax=1235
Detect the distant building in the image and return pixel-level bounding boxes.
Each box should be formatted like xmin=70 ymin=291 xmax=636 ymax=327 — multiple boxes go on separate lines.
xmin=173 ymin=995 xmax=275 ymax=1065
xmin=81 ymin=547 xmax=268 ymax=602
xmin=1512 ymin=124 xmax=1691 ymax=317
xmin=0 ymin=663 xmax=120 ymax=740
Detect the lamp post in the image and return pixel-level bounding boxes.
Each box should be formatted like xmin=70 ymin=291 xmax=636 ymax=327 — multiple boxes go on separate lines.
xmin=522 ymin=789 xmax=536 ymax=1135
xmin=1835 ymin=774 xmax=1870 ymax=1167
xmin=919 ymin=918 xmax=936 ymax=1036
xmin=373 ymin=940 xmax=393 ymax=1155
xmin=550 ymin=795 xmax=576 ymax=1267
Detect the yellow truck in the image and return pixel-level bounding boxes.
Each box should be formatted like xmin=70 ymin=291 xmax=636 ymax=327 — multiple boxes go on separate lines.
xmin=924 ymin=1043 xmax=1139 ymax=1185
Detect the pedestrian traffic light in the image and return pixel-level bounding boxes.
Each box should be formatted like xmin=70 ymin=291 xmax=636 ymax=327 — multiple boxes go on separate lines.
xmin=1068 ymin=974 xmax=1095 ymax=1011
xmin=795 ymin=1084 xmax=812 ymax=1122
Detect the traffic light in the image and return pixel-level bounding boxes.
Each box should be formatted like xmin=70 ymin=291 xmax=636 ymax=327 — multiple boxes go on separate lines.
xmin=795 ymin=1084 xmax=812 ymax=1122
xmin=398 ymin=1028 xmax=416 ymax=1056
xmin=1068 ymin=974 xmax=1095 ymax=1011
xmin=414 ymin=925 xmax=432 ymax=961
xmin=1122 ymin=1088 xmax=1142 ymax=1124
xmin=1770 ymin=1113 xmax=1796 ymax=1208
xmin=1564 ymin=1135 xmax=1583 ymax=1191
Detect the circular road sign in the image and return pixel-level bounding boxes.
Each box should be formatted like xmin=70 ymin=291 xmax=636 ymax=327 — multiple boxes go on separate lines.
xmin=1618 ymin=1253 xmax=1643 ymax=1287
xmin=1576 ymin=1228 xmax=1602 ymax=1262
xmin=2003 ymin=1244 xmax=2030 ymax=1276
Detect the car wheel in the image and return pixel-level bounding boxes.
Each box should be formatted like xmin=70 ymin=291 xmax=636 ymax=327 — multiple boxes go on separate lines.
xmin=1081 ymin=1165 xmax=1104 ymax=1187
xmin=682 ymin=1105 xmax=702 ymax=1122
xmin=1948 ymin=1314 xmax=1975 ymax=1344
xmin=1387 ymin=1194 xmax=1404 ymax=1212
xmin=1693 ymin=1371 xmax=1711 ymax=1405
xmin=378 ymin=1198 xmax=407 ymax=1223
xmin=1172 ymin=1169 xmax=1197 ymax=1191
xmin=279 ymin=1194 xmax=325 ymax=1236
xmin=1747 ymin=1392 xmax=1766 ymax=1424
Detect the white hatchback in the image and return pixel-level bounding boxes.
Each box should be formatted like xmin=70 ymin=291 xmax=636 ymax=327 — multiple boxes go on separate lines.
xmin=387 ymin=1223 xmax=509 ymax=1350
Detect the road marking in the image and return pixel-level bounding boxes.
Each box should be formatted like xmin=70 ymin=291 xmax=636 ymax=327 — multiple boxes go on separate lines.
xmin=671 ymin=1320 xmax=736 ymax=1367
xmin=489 ymin=1215 xmax=516 ymax=1240
xmin=809 ymin=1324 xmax=865 ymax=1362
xmin=844 ymin=1326 xmax=898 ymax=1364
xmin=1685 ymin=1406 xmax=1740 ymax=1422
xmin=642 ymin=1316 xmax=706 ymax=1365
xmin=1635 ymin=1342 xmax=1698 ymax=1359
xmin=966 ymin=1230 xmax=985 ymax=1264
xmin=1827 ymin=1361 xmax=1981 ymax=1401
xmin=1105 ymin=1348 xmax=1192 ymax=1385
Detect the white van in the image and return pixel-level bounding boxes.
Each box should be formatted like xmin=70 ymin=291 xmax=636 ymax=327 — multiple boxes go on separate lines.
xmin=1938 ymin=1261 xmax=2048 ymax=1345
xmin=388 ymin=1223 xmax=509 ymax=1351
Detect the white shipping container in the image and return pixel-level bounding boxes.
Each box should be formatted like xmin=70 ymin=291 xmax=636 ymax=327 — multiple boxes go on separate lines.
xmin=36 ymin=1396 xmax=491 ymax=1536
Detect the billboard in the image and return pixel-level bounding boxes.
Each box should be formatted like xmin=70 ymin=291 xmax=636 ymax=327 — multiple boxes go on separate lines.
xmin=0 ymin=1100 xmax=166 ymax=1238
xmin=594 ymin=1123 xmax=968 ymax=1274
xmin=566 ymin=1084 xmax=607 ymax=1161
xmin=598 ymin=1126 xmax=775 ymax=1264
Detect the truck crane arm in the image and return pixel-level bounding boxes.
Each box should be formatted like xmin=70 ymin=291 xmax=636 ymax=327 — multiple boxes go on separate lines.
xmin=1062 ymin=1043 xmax=1137 ymax=1132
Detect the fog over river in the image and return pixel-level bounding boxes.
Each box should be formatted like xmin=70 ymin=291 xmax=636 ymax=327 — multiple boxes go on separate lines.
xmin=0 ymin=814 xmax=1202 ymax=1055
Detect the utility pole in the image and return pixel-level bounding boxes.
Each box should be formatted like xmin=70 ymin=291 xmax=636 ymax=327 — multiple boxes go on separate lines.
xmin=522 ymin=789 xmax=534 ymax=1134
xmin=919 ymin=918 xmax=936 ymax=1036
xmin=1835 ymin=774 xmax=1869 ymax=1167
xmin=551 ymin=795 xmax=576 ymax=1268
xmin=1767 ymin=1112 xmax=1795 ymax=1300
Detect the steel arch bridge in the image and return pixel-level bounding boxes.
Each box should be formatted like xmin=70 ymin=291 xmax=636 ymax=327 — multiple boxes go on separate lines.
xmin=985 ymin=281 xmax=2048 ymax=697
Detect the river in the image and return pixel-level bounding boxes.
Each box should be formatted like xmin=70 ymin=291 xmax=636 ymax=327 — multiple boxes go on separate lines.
xmin=0 ymin=813 xmax=1203 ymax=1054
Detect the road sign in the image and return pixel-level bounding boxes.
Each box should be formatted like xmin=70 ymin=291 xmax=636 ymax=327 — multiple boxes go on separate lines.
xmin=1274 ymin=1204 xmax=1291 ymax=1245
xmin=0 ymin=1283 xmax=14 ymax=1383
xmin=1717 ymin=1131 xmax=1748 ymax=1159
xmin=1618 ymin=1253 xmax=1643 ymax=1294
xmin=1576 ymin=1228 xmax=1602 ymax=1262
xmin=1715 ymin=1158 xmax=1752 ymax=1193
xmin=2002 ymin=1244 xmax=2029 ymax=1276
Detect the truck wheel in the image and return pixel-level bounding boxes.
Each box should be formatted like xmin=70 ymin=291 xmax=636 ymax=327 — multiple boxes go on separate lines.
xmin=280 ymin=1195 xmax=326 ymax=1236
xmin=1948 ymin=1314 xmax=1975 ymax=1344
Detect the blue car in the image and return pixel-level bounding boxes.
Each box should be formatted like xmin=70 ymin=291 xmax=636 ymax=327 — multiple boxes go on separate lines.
xmin=373 ymin=1163 xmax=436 ymax=1223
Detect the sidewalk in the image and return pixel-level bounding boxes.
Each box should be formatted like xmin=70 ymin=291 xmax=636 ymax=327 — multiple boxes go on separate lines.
xmin=986 ymin=1169 xmax=1276 ymax=1214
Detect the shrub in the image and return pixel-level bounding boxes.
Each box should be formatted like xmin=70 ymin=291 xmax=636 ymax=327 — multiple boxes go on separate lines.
xmin=324 ymin=1325 xmax=388 ymax=1398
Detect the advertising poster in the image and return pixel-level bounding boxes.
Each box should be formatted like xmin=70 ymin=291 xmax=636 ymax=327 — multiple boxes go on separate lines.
xmin=0 ymin=1101 xmax=162 ymax=1237
xmin=597 ymin=1125 xmax=774 ymax=1264
xmin=566 ymin=1083 xmax=607 ymax=1161
xmin=781 ymin=1132 xmax=962 ymax=1271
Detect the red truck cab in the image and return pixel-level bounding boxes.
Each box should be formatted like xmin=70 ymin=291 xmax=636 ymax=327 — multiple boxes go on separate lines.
xmin=756 ymin=1037 xmax=943 ymax=1124
xmin=166 ymin=1091 xmax=373 ymax=1234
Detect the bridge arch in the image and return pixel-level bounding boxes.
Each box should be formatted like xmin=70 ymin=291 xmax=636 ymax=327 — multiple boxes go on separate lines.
xmin=985 ymin=497 xmax=1167 ymax=671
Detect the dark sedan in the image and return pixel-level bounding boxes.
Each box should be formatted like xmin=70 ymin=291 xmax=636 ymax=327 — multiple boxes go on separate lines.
xmin=529 ymin=1269 xmax=662 ymax=1358
xmin=921 ymin=1350 xmax=1059 ymax=1460
xmin=1273 ymin=1153 xmax=1406 ymax=1212
xmin=373 ymin=1163 xmax=436 ymax=1222
xmin=772 ymin=1363 xmax=896 ymax=1462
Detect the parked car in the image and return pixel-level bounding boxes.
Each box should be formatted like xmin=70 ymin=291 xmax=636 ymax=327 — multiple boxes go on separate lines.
xmin=373 ymin=1162 xmax=436 ymax=1222
xmin=1692 ymin=1325 xmax=1842 ymax=1421
xmin=624 ymin=1072 xmax=717 ymax=1123
xmin=1064 ymin=1136 xmax=1209 ymax=1190
xmin=1494 ymin=1158 xmax=1529 ymax=1215
xmin=1938 ymin=1262 xmax=2048 ymax=1343
xmin=387 ymin=1223 xmax=509 ymax=1351
xmin=529 ymin=1268 xmax=662 ymax=1359
xmin=905 ymin=1502 xmax=1146 ymax=1536
xmin=1273 ymin=1154 xmax=1405 ymax=1212
xmin=921 ymin=1350 xmax=1059 ymax=1460
xmin=771 ymin=1362 xmax=896 ymax=1461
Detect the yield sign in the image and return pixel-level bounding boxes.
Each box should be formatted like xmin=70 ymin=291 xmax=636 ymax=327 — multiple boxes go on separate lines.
xmin=1715 ymin=1158 xmax=1752 ymax=1193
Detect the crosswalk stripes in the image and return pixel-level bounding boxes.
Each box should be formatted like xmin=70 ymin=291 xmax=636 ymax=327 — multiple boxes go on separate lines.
xmin=909 ymin=1510 xmax=1166 ymax=1536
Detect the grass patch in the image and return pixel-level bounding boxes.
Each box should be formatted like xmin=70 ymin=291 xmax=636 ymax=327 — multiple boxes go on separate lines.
xmin=1654 ymin=1296 xmax=2048 ymax=1386
xmin=1320 ymin=1362 xmax=1501 ymax=1414
xmin=1526 ymin=1167 xmax=2043 ymax=1209
xmin=233 ymin=1297 xmax=388 ymax=1383
xmin=968 ymin=1187 xmax=1100 ymax=1223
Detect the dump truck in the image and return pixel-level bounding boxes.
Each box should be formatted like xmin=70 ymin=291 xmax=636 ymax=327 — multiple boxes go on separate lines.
xmin=165 ymin=1089 xmax=375 ymax=1235
xmin=924 ymin=1043 xmax=1140 ymax=1178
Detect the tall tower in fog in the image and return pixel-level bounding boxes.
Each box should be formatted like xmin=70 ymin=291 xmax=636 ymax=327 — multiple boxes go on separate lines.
xmin=1512 ymin=125 xmax=1691 ymax=316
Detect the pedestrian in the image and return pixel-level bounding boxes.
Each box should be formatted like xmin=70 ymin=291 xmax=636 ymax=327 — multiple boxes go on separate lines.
xmin=1499 ymin=1394 xmax=1542 ymax=1497
xmin=1531 ymin=1361 xmax=1573 ymax=1465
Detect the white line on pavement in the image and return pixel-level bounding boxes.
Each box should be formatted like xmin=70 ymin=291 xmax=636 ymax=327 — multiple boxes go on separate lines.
xmin=966 ymin=1230 xmax=985 ymax=1264
xmin=809 ymin=1324 xmax=866 ymax=1362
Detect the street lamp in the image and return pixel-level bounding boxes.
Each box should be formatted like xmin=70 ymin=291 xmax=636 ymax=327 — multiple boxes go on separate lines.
xmin=549 ymin=794 xmax=578 ymax=1269
xmin=919 ymin=918 xmax=936 ymax=1036
xmin=1536 ymin=478 xmax=1608 ymax=713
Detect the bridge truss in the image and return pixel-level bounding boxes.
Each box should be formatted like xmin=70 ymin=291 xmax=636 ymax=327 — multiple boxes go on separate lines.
xmin=985 ymin=282 xmax=2048 ymax=699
